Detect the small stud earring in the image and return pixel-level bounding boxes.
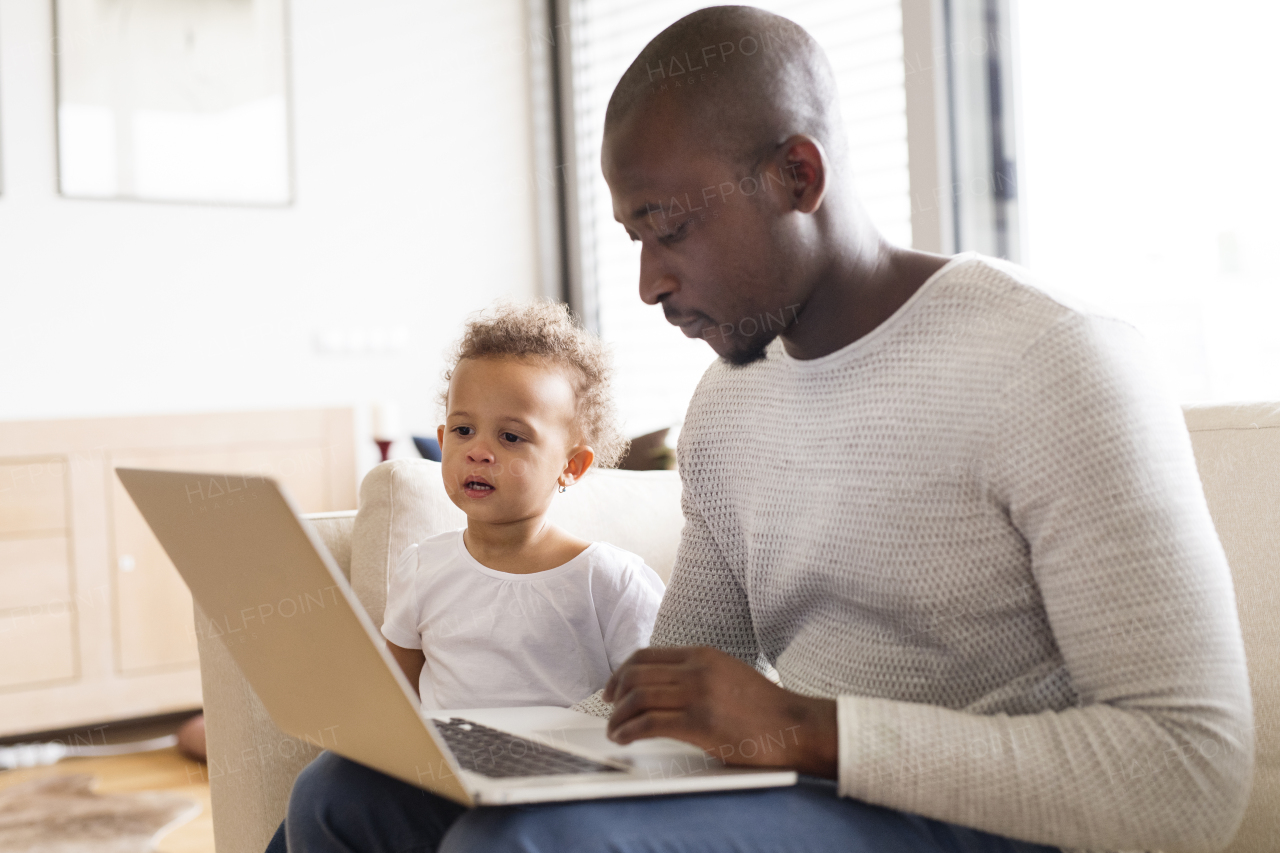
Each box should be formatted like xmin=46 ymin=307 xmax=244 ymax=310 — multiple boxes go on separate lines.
xmin=558 ymin=483 xmax=567 ymax=493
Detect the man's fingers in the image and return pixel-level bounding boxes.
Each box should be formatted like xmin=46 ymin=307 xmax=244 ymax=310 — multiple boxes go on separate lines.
xmin=608 ymin=709 xmax=689 ymax=745
xmin=613 ymin=662 xmax=687 ymax=692
xmin=608 ymin=684 xmax=687 ymax=733
xmin=604 ymin=659 xmax=689 ymax=702
xmin=624 ymin=647 xmax=696 ymax=664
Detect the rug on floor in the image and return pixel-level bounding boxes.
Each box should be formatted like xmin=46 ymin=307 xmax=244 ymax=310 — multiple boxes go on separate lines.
xmin=0 ymin=773 xmax=200 ymax=853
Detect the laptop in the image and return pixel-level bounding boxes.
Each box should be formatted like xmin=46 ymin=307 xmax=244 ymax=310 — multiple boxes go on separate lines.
xmin=115 ymin=467 xmax=797 ymax=806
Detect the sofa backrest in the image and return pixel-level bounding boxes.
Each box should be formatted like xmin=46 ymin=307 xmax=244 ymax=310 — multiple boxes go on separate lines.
xmin=348 ymin=459 xmax=684 ymax=628
xmin=1184 ymin=402 xmax=1279 ymax=853
xmin=338 ymin=406 xmax=1277 ymax=850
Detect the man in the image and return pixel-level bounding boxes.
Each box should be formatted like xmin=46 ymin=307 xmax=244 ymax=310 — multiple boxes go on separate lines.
xmin=279 ymin=7 xmax=1253 ymax=852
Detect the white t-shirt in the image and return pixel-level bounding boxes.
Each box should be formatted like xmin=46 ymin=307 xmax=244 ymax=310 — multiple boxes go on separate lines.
xmin=380 ymin=528 xmax=666 ymax=710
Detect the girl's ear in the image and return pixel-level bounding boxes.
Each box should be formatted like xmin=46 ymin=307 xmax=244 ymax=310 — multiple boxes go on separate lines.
xmin=560 ymin=445 xmax=595 ymax=486
xmin=437 ymin=424 xmax=445 ymax=448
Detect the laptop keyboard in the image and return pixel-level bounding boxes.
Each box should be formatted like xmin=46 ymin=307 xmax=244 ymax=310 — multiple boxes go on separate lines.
xmin=434 ymin=717 xmax=624 ymax=778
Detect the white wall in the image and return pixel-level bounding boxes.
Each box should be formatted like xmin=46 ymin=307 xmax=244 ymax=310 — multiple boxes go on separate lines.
xmin=0 ymin=0 xmax=542 ymax=476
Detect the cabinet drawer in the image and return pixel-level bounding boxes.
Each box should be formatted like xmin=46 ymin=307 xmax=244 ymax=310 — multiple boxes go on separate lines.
xmin=0 ymin=537 xmax=71 ymax=611
xmin=0 ymin=461 xmax=66 ymax=535
xmin=0 ymin=607 xmax=76 ymax=689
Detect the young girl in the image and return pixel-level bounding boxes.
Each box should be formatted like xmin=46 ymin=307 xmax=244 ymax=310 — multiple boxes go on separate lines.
xmin=379 ymin=301 xmax=665 ymax=710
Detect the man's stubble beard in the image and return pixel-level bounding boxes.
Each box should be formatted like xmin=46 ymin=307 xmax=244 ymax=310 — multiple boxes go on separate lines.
xmin=719 ymin=328 xmax=781 ymax=366
xmin=662 ymin=299 xmax=786 ymax=366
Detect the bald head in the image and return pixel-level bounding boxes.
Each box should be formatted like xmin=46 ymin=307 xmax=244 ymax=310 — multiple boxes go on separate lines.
xmin=600 ymin=7 xmax=899 ymax=368
xmin=605 ymin=6 xmax=846 ymax=175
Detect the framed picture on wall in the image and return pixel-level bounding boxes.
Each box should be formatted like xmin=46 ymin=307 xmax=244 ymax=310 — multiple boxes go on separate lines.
xmin=54 ymin=0 xmax=293 ymax=205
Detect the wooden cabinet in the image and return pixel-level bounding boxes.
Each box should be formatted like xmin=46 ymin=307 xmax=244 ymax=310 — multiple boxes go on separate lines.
xmin=108 ymin=445 xmax=334 ymax=675
xmin=0 ymin=410 xmax=356 ymax=737
xmin=0 ymin=460 xmax=76 ymax=692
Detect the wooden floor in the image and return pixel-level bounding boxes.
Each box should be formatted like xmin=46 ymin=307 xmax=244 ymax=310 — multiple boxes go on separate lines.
xmin=0 ymin=734 xmax=214 ymax=853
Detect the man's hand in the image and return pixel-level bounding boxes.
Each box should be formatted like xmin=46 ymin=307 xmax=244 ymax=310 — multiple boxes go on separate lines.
xmin=603 ymin=646 xmax=838 ymax=779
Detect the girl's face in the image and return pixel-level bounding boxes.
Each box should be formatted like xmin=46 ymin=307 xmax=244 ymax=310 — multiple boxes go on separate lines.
xmin=438 ymin=356 xmax=592 ymax=525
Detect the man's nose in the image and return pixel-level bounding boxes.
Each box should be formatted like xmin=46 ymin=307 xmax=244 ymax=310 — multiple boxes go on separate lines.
xmin=639 ymin=252 xmax=678 ymax=306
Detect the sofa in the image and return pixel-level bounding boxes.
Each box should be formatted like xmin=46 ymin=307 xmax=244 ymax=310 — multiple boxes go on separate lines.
xmin=194 ymin=403 xmax=1278 ymax=853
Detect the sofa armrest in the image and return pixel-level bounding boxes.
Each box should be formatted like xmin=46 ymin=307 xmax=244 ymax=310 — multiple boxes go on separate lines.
xmin=196 ymin=511 xmax=356 ymax=853
xmin=306 ymin=511 xmax=357 ymax=580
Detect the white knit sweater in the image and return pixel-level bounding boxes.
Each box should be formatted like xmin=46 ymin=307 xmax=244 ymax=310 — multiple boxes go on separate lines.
xmin=623 ymin=255 xmax=1253 ymax=853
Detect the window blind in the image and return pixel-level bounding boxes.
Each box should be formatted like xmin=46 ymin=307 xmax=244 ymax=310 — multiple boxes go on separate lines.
xmin=566 ymin=0 xmax=912 ymax=436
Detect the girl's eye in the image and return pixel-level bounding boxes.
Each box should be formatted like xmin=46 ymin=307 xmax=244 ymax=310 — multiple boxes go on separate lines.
xmin=454 ymin=426 xmax=473 ymax=436
xmin=501 ymin=432 xmax=520 ymax=443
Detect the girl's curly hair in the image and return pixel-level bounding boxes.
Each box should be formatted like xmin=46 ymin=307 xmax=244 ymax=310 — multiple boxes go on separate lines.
xmin=439 ymin=300 xmax=630 ymax=469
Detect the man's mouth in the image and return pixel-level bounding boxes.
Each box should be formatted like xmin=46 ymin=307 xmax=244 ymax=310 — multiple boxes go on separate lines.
xmin=665 ymin=310 xmax=709 ymax=339
xmin=677 ymin=317 xmax=706 ymax=338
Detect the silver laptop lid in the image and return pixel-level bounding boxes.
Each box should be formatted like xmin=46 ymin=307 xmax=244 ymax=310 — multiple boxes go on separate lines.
xmin=115 ymin=467 xmax=471 ymax=805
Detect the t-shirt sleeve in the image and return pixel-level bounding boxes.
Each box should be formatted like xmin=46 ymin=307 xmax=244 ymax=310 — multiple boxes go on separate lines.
xmin=836 ymin=313 xmax=1255 ymax=852
xmin=600 ymin=558 xmax=666 ymax=671
xmin=380 ymin=543 xmax=423 ymax=650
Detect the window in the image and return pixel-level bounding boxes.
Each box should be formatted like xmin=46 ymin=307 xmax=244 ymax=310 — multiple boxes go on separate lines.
xmin=1014 ymin=2 xmax=1280 ymax=402
xmin=562 ymin=0 xmax=913 ymax=435
xmin=548 ymin=0 xmax=1280 ymax=427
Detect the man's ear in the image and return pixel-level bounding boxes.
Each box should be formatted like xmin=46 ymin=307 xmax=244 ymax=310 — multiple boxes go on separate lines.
xmin=560 ymin=445 xmax=595 ymax=487
xmin=773 ymin=135 xmax=827 ymax=214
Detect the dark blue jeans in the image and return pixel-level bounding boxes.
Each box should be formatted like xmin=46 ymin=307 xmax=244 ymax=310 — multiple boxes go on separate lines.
xmin=269 ymin=750 xmax=1062 ymax=853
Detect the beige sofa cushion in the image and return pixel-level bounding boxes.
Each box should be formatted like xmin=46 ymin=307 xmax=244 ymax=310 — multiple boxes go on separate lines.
xmin=1184 ymin=403 xmax=1279 ymax=853
xmin=349 ymin=459 xmax=684 ymax=628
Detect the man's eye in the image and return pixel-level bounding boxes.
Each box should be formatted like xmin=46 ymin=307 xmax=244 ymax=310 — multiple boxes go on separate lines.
xmin=501 ymin=432 xmax=520 ymax=443
xmin=659 ymin=220 xmax=690 ymax=244
xmin=454 ymin=426 xmax=473 ymax=436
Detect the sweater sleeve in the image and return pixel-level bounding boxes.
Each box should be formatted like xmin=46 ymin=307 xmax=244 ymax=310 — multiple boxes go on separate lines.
xmin=570 ymin=481 xmax=757 ymax=719
xmin=836 ymin=314 xmax=1254 ymax=853
xmin=570 ymin=477 xmax=762 ymax=720
xmin=568 ymin=504 xmax=747 ymax=717
xmin=648 ymin=479 xmax=761 ymax=665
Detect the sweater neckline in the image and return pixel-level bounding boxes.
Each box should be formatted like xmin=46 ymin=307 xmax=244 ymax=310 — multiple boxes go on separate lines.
xmin=777 ymin=252 xmax=979 ymax=370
